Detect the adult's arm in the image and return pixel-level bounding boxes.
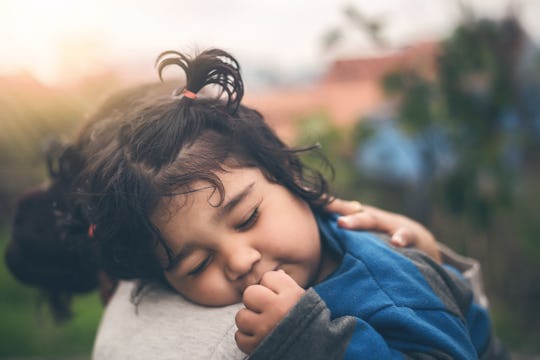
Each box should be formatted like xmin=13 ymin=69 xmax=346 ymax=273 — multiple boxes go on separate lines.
xmin=327 ymin=200 xmax=441 ymax=262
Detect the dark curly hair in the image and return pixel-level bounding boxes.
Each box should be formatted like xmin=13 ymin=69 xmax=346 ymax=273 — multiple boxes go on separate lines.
xmin=81 ymin=48 xmax=332 ymax=283
xmin=6 ymin=49 xmax=333 ymax=305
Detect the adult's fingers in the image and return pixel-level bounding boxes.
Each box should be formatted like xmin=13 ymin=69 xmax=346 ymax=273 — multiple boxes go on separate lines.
xmin=337 ymin=205 xmax=401 ymax=233
xmin=325 ymin=198 xmax=364 ymax=216
xmin=337 ymin=211 xmax=377 ymax=229
xmin=390 ymin=227 xmax=417 ymax=247
xmin=336 ymin=205 xmax=442 ymax=263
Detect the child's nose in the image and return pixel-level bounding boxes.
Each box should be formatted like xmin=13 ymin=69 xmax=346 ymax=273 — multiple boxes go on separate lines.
xmin=223 ymin=244 xmax=261 ymax=281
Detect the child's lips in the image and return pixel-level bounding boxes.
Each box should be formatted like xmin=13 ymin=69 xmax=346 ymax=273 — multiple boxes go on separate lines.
xmin=261 ymin=266 xmax=283 ymax=282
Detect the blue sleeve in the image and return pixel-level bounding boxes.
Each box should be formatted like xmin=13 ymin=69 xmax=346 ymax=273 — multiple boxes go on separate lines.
xmin=346 ymin=304 xmax=478 ymax=360
xmin=247 ymin=289 xmax=478 ymax=360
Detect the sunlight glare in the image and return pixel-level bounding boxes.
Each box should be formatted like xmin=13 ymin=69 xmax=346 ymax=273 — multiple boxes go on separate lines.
xmin=1 ymin=0 xmax=109 ymax=85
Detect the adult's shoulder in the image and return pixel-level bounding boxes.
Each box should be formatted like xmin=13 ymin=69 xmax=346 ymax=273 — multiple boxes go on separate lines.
xmin=93 ymin=281 xmax=246 ymax=360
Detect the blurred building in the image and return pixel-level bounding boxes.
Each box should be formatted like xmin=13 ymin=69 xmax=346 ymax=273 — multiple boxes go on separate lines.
xmin=244 ymin=41 xmax=439 ymax=143
xmin=246 ymin=30 xmax=540 ymax=190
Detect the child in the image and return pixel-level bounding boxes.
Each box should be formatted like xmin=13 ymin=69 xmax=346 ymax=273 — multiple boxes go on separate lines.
xmin=6 ymin=49 xmax=506 ymax=359
xmin=72 ymin=48 xmax=504 ymax=359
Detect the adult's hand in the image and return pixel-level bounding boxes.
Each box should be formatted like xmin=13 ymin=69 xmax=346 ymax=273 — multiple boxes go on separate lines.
xmin=325 ymin=199 xmax=442 ymax=263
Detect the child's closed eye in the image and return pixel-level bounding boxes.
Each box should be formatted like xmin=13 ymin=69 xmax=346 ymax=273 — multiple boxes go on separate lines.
xmin=188 ymin=254 xmax=214 ymax=276
xmin=235 ymin=207 xmax=260 ymax=232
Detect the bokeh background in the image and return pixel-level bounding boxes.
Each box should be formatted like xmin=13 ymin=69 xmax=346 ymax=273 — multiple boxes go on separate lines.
xmin=1 ymin=0 xmax=539 ymax=358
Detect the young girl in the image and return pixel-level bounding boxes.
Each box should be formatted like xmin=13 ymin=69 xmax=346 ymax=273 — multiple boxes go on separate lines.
xmin=73 ymin=48 xmax=504 ymax=359
xmin=6 ymin=49 xmax=506 ymax=359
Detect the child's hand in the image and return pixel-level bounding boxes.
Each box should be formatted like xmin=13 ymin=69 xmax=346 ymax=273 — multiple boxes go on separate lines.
xmin=235 ymin=270 xmax=305 ymax=354
xmin=326 ymin=199 xmax=442 ymax=263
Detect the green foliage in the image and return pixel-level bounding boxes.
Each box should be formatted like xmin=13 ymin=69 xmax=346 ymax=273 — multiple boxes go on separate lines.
xmin=382 ymin=14 xmax=537 ymax=228
xmin=294 ymin=112 xmax=363 ymax=200
xmin=0 ymin=226 xmax=103 ymax=358
xmin=383 ymin=72 xmax=435 ymax=133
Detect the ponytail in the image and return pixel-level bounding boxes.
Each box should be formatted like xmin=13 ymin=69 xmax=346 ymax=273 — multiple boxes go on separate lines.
xmin=156 ymin=48 xmax=244 ymax=113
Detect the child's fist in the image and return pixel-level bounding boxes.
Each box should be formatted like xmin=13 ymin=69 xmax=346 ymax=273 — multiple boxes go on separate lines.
xmin=234 ymin=270 xmax=305 ymax=354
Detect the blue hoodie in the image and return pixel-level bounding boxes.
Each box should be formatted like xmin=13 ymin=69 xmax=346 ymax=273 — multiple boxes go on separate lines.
xmin=249 ymin=213 xmax=504 ymax=360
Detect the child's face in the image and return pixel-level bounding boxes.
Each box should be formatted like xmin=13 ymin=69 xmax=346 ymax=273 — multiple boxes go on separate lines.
xmin=153 ymin=167 xmax=322 ymax=306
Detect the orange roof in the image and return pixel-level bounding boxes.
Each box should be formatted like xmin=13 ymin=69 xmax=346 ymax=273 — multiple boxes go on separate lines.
xmin=244 ymin=41 xmax=439 ymax=143
xmin=323 ymin=41 xmax=439 ymax=84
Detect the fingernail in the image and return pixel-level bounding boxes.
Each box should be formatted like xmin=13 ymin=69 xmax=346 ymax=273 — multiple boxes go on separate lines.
xmin=392 ymin=235 xmax=406 ymax=246
xmin=337 ymin=216 xmax=351 ymax=227
xmin=351 ymin=201 xmax=364 ymax=212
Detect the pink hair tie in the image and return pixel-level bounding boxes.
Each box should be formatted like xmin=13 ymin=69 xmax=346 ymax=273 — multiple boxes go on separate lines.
xmin=171 ymin=87 xmax=198 ymax=100
xmin=88 ymin=224 xmax=96 ymax=238
xmin=182 ymin=89 xmax=197 ymax=99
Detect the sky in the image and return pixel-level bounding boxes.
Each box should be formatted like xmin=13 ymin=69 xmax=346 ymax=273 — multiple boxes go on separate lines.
xmin=0 ymin=0 xmax=539 ymax=86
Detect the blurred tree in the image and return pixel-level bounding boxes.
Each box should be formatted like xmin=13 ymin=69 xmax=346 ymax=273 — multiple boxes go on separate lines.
xmin=380 ymin=8 xmax=540 ymax=352
xmin=294 ymin=112 xmax=360 ymax=199
xmin=323 ymin=4 xmax=388 ymax=53
xmin=383 ymin=10 xmax=540 ymax=227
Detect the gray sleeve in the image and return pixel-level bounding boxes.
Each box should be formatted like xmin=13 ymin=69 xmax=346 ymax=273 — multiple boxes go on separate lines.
xmin=438 ymin=242 xmax=489 ymax=308
xmin=248 ymin=288 xmax=356 ymax=360
xmin=374 ymin=233 xmax=488 ymax=307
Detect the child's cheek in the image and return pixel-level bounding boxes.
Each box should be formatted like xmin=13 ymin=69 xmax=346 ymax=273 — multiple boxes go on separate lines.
xmin=173 ymin=267 xmax=242 ymax=306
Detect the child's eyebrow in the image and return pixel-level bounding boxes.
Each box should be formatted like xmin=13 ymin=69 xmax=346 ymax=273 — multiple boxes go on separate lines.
xmin=213 ymin=182 xmax=255 ymax=222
